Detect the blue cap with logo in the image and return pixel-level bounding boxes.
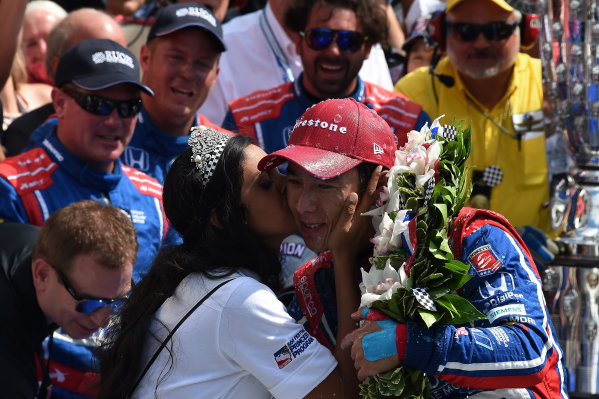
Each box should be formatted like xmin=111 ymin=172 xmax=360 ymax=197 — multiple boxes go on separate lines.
xmin=55 ymin=38 xmax=153 ymax=95
xmin=147 ymin=2 xmax=226 ymax=52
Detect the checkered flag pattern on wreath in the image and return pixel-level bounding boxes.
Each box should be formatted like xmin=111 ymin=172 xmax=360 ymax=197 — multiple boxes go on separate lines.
xmin=422 ymin=177 xmax=435 ymax=208
xmin=397 ymin=190 xmax=406 ymax=210
xmin=482 ymin=164 xmax=503 ymax=187
xmin=439 ymin=125 xmax=458 ymax=141
xmin=412 ymin=288 xmax=437 ymax=312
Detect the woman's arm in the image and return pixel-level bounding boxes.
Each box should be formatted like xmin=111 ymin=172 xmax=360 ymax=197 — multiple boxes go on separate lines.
xmin=0 ymin=0 xmax=27 ymax=89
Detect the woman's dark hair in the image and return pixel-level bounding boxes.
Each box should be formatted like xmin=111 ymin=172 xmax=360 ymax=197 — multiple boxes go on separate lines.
xmin=285 ymin=0 xmax=388 ymax=48
xmin=96 ymin=136 xmax=282 ymax=398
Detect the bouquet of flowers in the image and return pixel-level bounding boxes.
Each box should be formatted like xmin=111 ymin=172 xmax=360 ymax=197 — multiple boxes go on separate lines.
xmin=358 ymin=118 xmax=487 ymax=398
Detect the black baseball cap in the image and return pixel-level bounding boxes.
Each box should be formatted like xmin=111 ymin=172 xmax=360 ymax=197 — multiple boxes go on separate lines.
xmin=147 ymin=2 xmax=226 ymax=52
xmin=55 ymin=38 xmax=154 ymax=95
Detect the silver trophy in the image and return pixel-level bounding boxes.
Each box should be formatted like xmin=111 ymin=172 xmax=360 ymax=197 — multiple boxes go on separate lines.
xmin=539 ymin=0 xmax=599 ymax=394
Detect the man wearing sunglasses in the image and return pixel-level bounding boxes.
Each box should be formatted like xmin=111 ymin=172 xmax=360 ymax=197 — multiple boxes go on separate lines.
xmin=395 ymin=0 xmax=568 ymax=270
xmin=223 ymin=0 xmax=430 ymax=155
xmin=0 ymin=200 xmax=136 ymax=399
xmin=0 ymin=38 xmax=171 ymax=278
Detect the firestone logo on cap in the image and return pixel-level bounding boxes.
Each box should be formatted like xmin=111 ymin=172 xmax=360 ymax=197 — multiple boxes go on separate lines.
xmin=92 ymin=51 xmax=135 ymax=69
xmin=293 ymin=117 xmax=348 ymax=134
xmin=175 ymin=6 xmax=217 ymax=27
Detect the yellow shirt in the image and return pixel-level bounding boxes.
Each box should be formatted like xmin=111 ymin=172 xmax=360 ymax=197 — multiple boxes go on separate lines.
xmin=395 ymin=53 xmax=550 ymax=232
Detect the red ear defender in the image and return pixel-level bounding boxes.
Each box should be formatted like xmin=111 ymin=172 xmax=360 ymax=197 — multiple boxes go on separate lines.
xmin=427 ymin=11 xmax=446 ymax=50
xmin=520 ymin=13 xmax=540 ymax=49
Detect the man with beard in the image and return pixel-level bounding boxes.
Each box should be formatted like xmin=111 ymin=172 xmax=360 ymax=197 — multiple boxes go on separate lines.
xmin=395 ymin=0 xmax=556 ymax=239
xmin=222 ymin=0 xmax=430 ymax=154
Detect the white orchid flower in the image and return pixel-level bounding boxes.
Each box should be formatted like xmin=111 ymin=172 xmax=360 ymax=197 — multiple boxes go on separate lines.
xmin=371 ymin=213 xmax=394 ymax=255
xmin=359 ymin=259 xmax=407 ymax=307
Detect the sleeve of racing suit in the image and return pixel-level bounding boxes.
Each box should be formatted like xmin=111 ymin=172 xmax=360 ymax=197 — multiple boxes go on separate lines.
xmin=221 ymin=109 xmax=239 ymax=133
xmin=0 ymin=176 xmax=29 ymax=224
xmin=414 ymin=110 xmax=432 ymax=131
xmin=401 ymin=223 xmax=562 ymax=390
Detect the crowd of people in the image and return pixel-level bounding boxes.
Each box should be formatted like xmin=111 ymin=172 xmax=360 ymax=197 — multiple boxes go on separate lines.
xmin=0 ymin=0 xmax=572 ymax=398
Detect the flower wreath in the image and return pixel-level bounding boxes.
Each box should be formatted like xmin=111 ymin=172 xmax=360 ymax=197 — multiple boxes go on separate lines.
xmin=358 ymin=117 xmax=487 ymax=398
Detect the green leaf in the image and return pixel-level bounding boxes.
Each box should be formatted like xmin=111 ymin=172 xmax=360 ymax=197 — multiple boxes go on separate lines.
xmin=435 ymin=294 xmax=487 ymax=324
xmin=418 ymin=308 xmax=441 ymax=327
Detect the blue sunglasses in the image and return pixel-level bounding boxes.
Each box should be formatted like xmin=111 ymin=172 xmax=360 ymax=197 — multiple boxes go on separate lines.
xmin=300 ymin=28 xmax=369 ymax=52
xmin=52 ymin=264 xmax=130 ymax=314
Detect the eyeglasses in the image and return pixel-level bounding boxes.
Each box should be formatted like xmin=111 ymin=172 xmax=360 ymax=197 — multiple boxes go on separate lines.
xmin=300 ymin=28 xmax=369 ymax=52
xmin=446 ymin=21 xmax=518 ymax=42
xmin=51 ymin=264 xmax=130 ymax=314
xmin=62 ymin=87 xmax=142 ymax=118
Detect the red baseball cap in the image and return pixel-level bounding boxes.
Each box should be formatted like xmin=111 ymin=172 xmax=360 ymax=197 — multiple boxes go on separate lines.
xmin=258 ymin=98 xmax=397 ymax=179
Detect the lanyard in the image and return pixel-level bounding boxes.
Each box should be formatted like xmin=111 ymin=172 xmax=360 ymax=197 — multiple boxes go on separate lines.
xmin=259 ymin=10 xmax=295 ymax=83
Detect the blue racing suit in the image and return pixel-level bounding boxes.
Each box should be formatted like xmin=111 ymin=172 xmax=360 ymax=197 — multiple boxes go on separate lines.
xmin=223 ymin=74 xmax=431 ymax=153
xmin=120 ymin=107 xmax=233 ymax=184
xmin=288 ymin=207 xmax=568 ymax=398
xmin=0 ymin=118 xmax=174 ymax=399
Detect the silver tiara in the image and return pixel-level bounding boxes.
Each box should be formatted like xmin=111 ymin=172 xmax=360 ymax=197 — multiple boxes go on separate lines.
xmin=188 ymin=125 xmax=232 ymax=187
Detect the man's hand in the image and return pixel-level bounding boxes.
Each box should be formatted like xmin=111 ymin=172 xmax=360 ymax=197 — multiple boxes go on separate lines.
xmin=516 ymin=225 xmax=559 ymax=273
xmin=341 ymin=308 xmax=404 ymax=381
xmin=328 ymin=166 xmax=383 ymax=265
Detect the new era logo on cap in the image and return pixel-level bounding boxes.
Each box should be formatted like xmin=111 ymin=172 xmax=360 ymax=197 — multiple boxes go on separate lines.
xmin=175 ymin=6 xmax=217 ymax=27
xmin=91 ymin=51 xmax=135 ymax=69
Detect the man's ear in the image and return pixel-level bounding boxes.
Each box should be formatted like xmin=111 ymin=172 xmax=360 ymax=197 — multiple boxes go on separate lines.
xmin=364 ymin=42 xmax=373 ymax=60
xmin=52 ymin=87 xmax=67 ymax=118
xmin=292 ymin=32 xmax=302 ymax=56
xmin=210 ymin=209 xmax=223 ymax=229
xmin=32 ymin=258 xmax=52 ymax=292
xmin=139 ymin=44 xmax=151 ymax=73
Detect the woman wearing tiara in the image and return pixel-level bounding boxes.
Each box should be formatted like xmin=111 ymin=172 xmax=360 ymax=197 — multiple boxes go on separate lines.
xmin=97 ymin=126 xmax=370 ymax=398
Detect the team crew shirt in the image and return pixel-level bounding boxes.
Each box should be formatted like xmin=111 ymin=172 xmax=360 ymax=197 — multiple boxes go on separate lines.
xmin=289 ymin=207 xmax=568 ymax=398
xmin=198 ymin=2 xmax=394 ymax=125
xmin=223 ymin=74 xmax=430 ymax=153
xmin=395 ymin=54 xmax=562 ymax=232
xmin=133 ymin=272 xmax=337 ymax=399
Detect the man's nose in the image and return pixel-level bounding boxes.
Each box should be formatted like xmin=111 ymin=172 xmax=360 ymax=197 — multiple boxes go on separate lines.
xmin=296 ymin=187 xmax=317 ymax=213
xmin=87 ymin=306 xmax=110 ymax=329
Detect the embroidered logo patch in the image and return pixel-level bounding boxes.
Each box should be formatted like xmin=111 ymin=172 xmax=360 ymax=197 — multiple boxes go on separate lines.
xmin=273 ymin=330 xmax=314 ymax=369
xmin=274 ymin=346 xmax=293 ymax=369
xmin=468 ymin=245 xmax=502 ymax=276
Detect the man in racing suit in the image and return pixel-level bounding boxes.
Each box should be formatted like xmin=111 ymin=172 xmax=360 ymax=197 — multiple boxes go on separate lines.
xmin=259 ymin=98 xmax=568 ymax=398
xmin=120 ymin=2 xmax=232 ymax=184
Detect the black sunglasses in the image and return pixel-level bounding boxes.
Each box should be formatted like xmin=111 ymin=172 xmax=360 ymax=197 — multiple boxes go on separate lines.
xmin=51 ymin=264 xmax=130 ymax=314
xmin=446 ymin=21 xmax=518 ymax=42
xmin=300 ymin=28 xmax=369 ymax=53
xmin=62 ymin=87 xmax=142 ymax=118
